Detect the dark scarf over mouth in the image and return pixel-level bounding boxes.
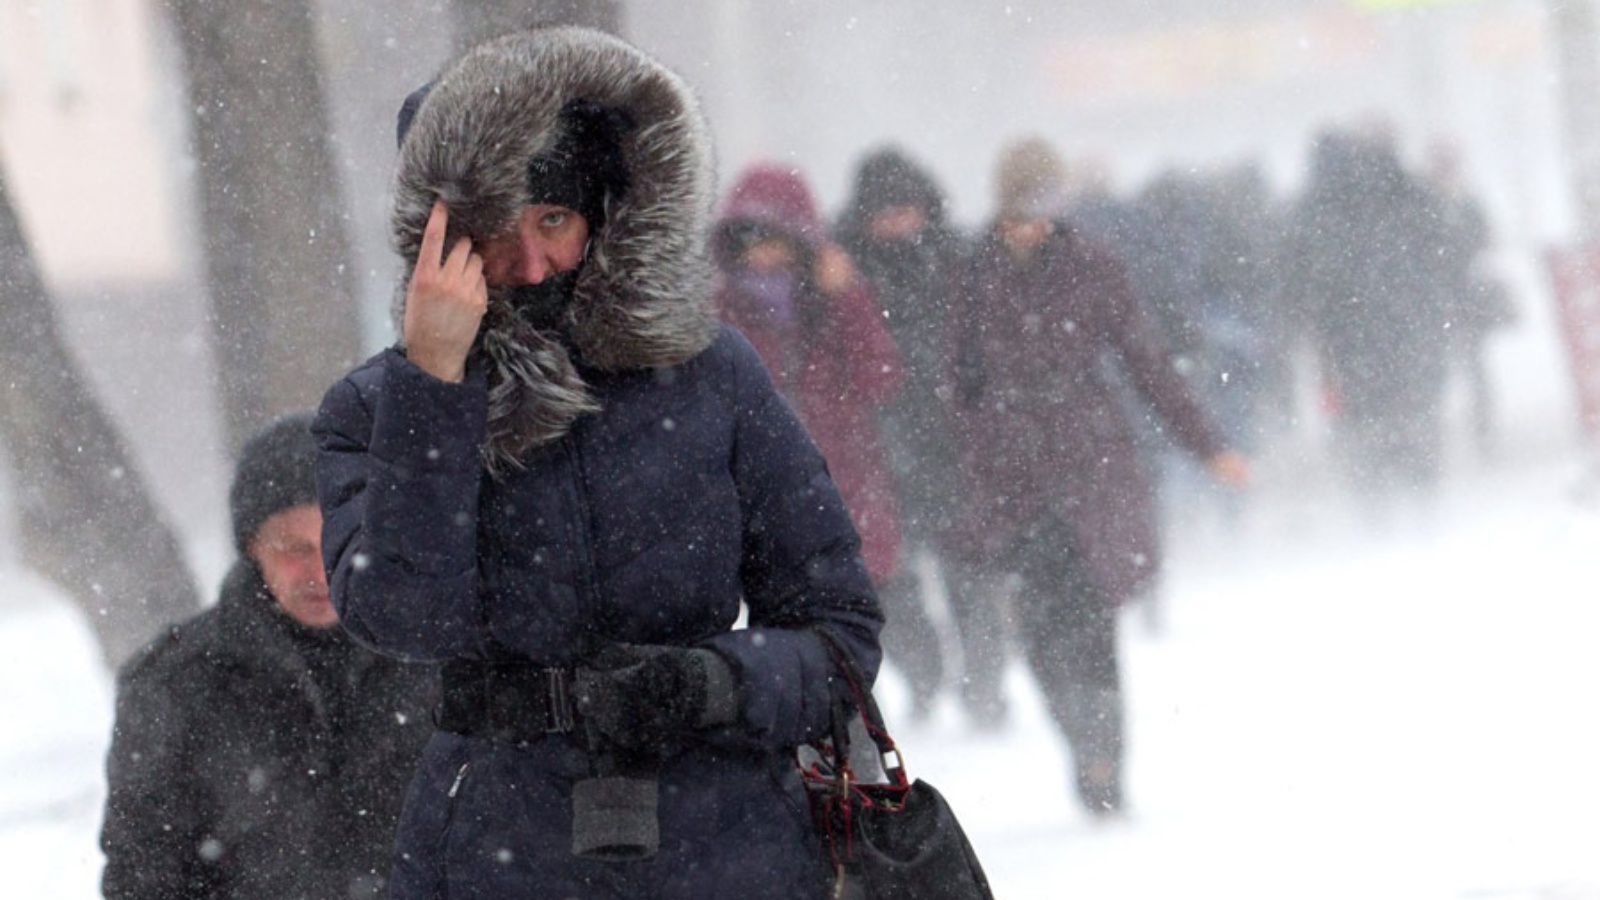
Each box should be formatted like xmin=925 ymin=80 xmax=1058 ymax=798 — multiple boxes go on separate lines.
xmin=856 ymin=235 xmax=935 ymax=288
xmin=505 ymin=269 xmax=582 ymax=333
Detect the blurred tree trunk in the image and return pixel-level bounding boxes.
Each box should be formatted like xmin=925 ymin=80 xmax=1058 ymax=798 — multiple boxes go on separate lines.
xmin=166 ymin=0 xmax=362 ymax=453
xmin=0 ymin=167 xmax=202 ymax=669
xmin=452 ymin=0 xmax=623 ymax=50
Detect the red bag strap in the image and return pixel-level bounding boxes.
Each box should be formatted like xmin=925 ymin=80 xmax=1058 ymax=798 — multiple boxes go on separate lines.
xmin=813 ymin=629 xmax=909 ymax=792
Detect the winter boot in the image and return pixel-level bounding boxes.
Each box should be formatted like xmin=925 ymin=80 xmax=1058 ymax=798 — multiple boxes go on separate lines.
xmin=1058 ymin=686 xmax=1125 ymax=816
xmin=1074 ymin=757 xmax=1124 ymax=818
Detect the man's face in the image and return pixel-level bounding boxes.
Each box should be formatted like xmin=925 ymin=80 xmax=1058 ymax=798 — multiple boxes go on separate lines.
xmin=998 ymin=217 xmax=1051 ymax=255
xmin=479 ymin=204 xmax=591 ymax=287
xmin=743 ymin=236 xmax=798 ymax=274
xmin=247 ymin=504 xmax=335 ymax=628
xmin=866 ymin=205 xmax=927 ymax=242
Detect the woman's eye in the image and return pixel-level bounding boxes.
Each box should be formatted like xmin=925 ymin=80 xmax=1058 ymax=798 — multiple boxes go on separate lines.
xmin=541 ymin=212 xmax=567 ymax=228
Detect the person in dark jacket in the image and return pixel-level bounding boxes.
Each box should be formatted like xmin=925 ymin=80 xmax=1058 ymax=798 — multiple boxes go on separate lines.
xmin=834 ymin=147 xmax=984 ymax=724
xmin=1123 ymin=168 xmax=1277 ymax=539
xmin=1282 ymin=126 xmax=1453 ymax=512
xmin=100 ymin=413 xmax=438 ymax=900
xmin=313 ymin=28 xmax=882 ymax=900
xmin=949 ymin=137 xmax=1248 ymax=817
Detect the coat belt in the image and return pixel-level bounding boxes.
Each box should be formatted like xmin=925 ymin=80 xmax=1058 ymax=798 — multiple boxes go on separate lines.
xmin=439 ymin=658 xmax=577 ymax=743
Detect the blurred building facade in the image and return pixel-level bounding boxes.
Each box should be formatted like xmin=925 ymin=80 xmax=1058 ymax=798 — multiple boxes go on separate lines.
xmin=633 ymin=0 xmax=1569 ymax=239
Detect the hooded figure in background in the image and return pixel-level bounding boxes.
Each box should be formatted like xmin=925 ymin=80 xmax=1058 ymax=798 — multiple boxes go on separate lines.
xmin=313 ymin=28 xmax=881 ymax=899
xmin=101 ymin=413 xmax=438 ymax=900
xmin=1283 ymin=127 xmax=1454 ymax=510
xmin=949 ymin=137 xmax=1248 ymax=816
xmin=833 ymin=147 xmax=974 ymax=723
xmin=712 ymin=162 xmax=904 ymax=589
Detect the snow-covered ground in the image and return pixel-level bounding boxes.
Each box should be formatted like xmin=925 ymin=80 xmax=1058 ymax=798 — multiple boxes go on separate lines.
xmin=4 ymin=446 xmax=1597 ymax=900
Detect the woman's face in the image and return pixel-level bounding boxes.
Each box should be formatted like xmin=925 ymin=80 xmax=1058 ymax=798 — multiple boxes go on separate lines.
xmin=479 ymin=204 xmax=590 ymax=287
xmin=742 ymin=236 xmax=798 ymax=274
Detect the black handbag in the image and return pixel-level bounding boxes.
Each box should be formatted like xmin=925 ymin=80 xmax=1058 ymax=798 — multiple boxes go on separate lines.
xmin=798 ymin=635 xmax=995 ymax=900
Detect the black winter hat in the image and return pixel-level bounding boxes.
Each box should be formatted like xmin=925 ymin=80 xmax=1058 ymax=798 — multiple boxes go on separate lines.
xmin=229 ymin=412 xmax=319 ymax=555
xmin=524 ymin=99 xmax=633 ymax=232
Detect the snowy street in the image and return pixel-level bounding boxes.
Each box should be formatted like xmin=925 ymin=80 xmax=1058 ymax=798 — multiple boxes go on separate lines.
xmin=4 ymin=444 xmax=1597 ymax=899
xmin=910 ymin=452 xmax=1600 ymax=900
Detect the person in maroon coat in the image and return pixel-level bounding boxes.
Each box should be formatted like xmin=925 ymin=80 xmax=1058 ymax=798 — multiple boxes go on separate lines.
xmin=948 ymin=138 xmax=1248 ymax=816
xmin=712 ymin=163 xmax=904 ymax=588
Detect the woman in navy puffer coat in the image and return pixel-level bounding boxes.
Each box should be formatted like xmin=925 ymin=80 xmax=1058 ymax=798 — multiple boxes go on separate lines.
xmin=313 ymin=27 xmax=881 ymax=900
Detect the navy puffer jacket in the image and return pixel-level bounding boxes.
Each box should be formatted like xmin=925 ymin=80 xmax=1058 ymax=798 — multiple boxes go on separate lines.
xmin=316 ymin=328 xmax=881 ymax=899
xmin=314 ymin=26 xmax=881 ymax=900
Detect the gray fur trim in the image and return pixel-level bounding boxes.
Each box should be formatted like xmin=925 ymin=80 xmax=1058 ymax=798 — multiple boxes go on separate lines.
xmin=391 ymin=27 xmax=717 ymax=471
xmin=477 ymin=304 xmax=600 ymax=477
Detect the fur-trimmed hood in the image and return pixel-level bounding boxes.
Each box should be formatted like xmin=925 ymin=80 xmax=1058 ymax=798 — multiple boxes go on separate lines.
xmin=391 ymin=27 xmax=718 ymax=469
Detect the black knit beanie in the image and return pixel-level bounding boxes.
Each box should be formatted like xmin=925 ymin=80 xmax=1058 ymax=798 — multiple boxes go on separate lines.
xmin=523 ymin=99 xmax=632 ymax=233
xmin=229 ymin=412 xmax=319 ymax=555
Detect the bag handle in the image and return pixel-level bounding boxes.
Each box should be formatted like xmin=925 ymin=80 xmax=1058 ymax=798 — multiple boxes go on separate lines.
xmin=813 ymin=629 xmax=908 ymax=792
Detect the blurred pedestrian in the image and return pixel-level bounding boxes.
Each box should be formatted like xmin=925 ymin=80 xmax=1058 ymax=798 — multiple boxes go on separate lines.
xmin=948 ymin=137 xmax=1248 ymax=816
xmin=835 ymin=146 xmax=970 ymax=723
xmin=314 ymin=28 xmax=882 ymax=899
xmin=1135 ymin=167 xmax=1278 ymax=535
xmin=1210 ymin=162 xmax=1298 ymax=453
xmin=101 ymin=413 xmax=438 ymax=900
xmin=1425 ymin=141 xmax=1516 ymax=461
xmin=712 ymin=159 xmax=904 ymax=620
xmin=1284 ymin=127 xmax=1452 ymax=511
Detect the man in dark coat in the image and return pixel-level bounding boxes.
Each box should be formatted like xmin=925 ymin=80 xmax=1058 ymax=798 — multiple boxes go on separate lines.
xmin=314 ymin=27 xmax=881 ymax=900
xmin=100 ymin=413 xmax=438 ymax=900
xmin=949 ymin=138 xmax=1248 ymax=816
xmin=1283 ymin=127 xmax=1453 ymax=510
xmin=834 ymin=147 xmax=984 ymax=724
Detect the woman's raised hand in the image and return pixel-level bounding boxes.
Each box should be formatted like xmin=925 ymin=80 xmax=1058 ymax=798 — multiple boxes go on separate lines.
xmin=402 ymin=200 xmax=488 ymax=383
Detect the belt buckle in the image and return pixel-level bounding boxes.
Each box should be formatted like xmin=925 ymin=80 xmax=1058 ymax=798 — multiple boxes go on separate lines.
xmin=546 ymin=668 xmax=575 ymax=733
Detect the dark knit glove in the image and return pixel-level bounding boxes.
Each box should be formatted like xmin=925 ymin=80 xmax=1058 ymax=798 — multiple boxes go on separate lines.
xmin=573 ymin=645 xmax=740 ymax=751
